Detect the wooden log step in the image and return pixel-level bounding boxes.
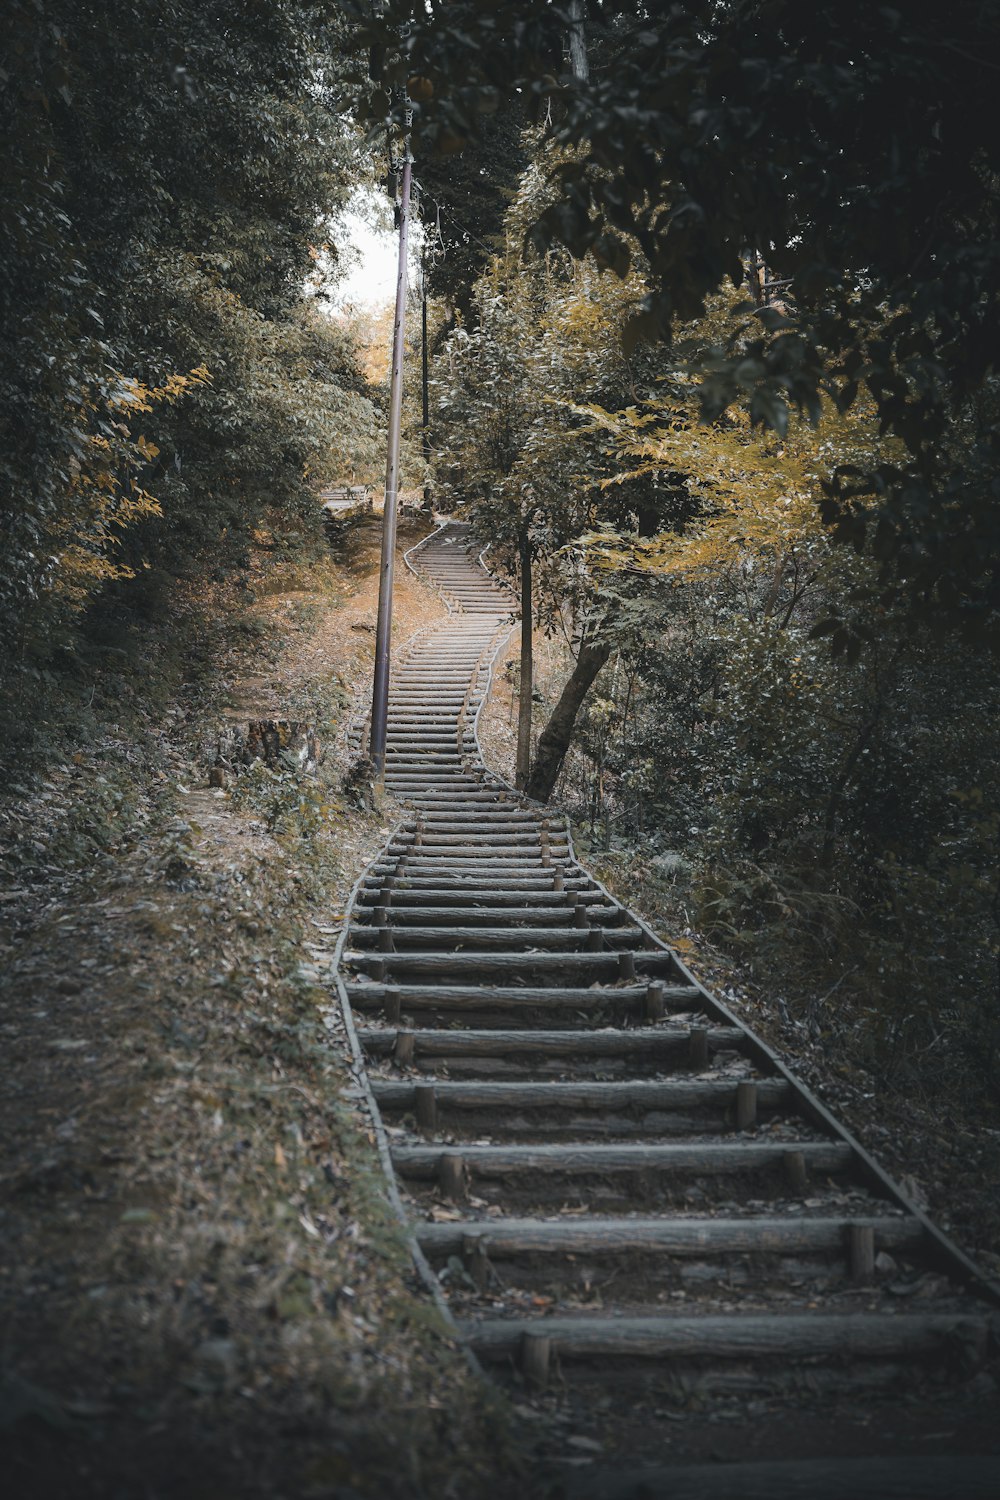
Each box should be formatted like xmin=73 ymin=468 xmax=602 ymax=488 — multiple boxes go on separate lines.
xmin=387 ymin=765 xmax=467 ymax=775
xmin=358 ymin=890 xmax=599 ymax=909
xmin=389 ymin=793 xmax=514 ymax=805
xmin=381 ymin=845 xmax=561 ymax=860
xmin=390 ymin=693 xmax=468 ymax=702
xmin=392 ymin=1140 xmax=854 ymax=1180
xmin=387 ymin=753 xmax=465 ymax=763
xmin=371 ymin=1077 xmax=788 ymax=1112
xmin=390 ymin=832 xmax=557 ymax=847
xmin=359 ymin=890 xmax=597 ymax=908
xmin=356 ymin=905 xmax=622 ymax=926
xmin=415 ymin=1214 xmax=924 ymax=1258
xmin=370 ymin=861 xmax=589 ymax=878
xmin=357 ymin=1025 xmax=746 ymax=1061
xmin=461 ymin=1311 xmax=988 ymax=1364
xmin=349 ymin=924 xmax=644 ymax=951
xmin=364 ymin=873 xmax=594 ymax=892
xmin=384 ymin=785 xmax=490 ymax=796
xmin=348 ymin=952 xmax=671 ymax=979
xmin=363 ymin=875 xmax=593 ymax=894
xmin=345 ymin=981 xmax=697 ymax=1012
xmin=410 ymin=812 xmax=550 ymax=826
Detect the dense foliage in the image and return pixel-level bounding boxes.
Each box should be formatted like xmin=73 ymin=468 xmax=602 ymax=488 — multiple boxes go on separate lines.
xmin=431 ymin=145 xmax=1000 ymax=1088
xmin=357 ymin=0 xmax=1000 ymax=642
xmin=1 ymin=0 xmax=381 ymax=694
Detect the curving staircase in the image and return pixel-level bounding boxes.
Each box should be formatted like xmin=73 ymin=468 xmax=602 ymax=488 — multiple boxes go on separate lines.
xmin=335 ymin=521 xmax=997 ymax=1488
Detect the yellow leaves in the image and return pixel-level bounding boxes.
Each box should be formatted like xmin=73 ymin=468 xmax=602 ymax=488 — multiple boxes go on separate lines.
xmin=41 ymin=365 xmax=201 ymax=611
xmin=112 ymin=364 xmax=211 ymax=412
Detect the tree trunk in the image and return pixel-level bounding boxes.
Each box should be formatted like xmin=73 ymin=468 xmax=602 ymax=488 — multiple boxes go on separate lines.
xmin=567 ymin=0 xmax=589 ymax=82
xmin=515 ymin=533 xmax=533 ymax=790
xmin=525 ymin=638 xmax=612 ymax=803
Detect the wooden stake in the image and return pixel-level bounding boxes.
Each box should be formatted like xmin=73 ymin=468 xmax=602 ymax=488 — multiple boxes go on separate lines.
xmin=735 ymin=1080 xmax=758 ymax=1131
xmin=393 ymin=1029 xmax=415 ymax=1066
xmin=374 ymin=904 xmax=388 ymax=927
xmin=439 ymin=1152 xmax=466 ymax=1201
xmin=553 ymin=869 xmax=564 ymax=893
xmin=618 ymin=951 xmax=636 ymax=981
xmin=378 ymin=925 xmax=393 ymax=952
xmin=462 ymin=1231 xmax=489 ymax=1287
xmin=520 ymin=1331 xmax=551 ymax=1389
xmin=586 ymin=927 xmax=603 ymax=951
xmin=415 ymin=1082 xmax=437 ymax=1134
xmin=688 ymin=1026 xmax=709 ymax=1070
xmin=783 ymin=1149 xmax=808 ymax=1194
xmin=573 ymin=905 xmax=589 ymax=929
xmin=645 ymin=982 xmax=665 ymax=1022
xmin=849 ymin=1223 xmax=875 ymax=1284
xmin=384 ymin=988 xmax=402 ymax=1025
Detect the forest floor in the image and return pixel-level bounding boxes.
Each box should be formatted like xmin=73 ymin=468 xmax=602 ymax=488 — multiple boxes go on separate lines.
xmin=479 ymin=630 xmax=1000 ymax=1290
xmin=0 ymin=515 xmax=528 ymax=1500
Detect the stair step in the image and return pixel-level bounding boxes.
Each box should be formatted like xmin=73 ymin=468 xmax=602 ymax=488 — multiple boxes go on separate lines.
xmin=346 ymin=981 xmax=697 ymax=1013
xmin=372 ymin=1076 xmax=787 ymax=1113
xmin=460 ymin=1311 xmax=988 ymax=1364
xmin=416 ymin=1214 xmax=924 ymax=1258
xmin=391 ymin=1140 xmax=854 ymax=1179
xmin=357 ymin=1025 xmax=745 ymax=1062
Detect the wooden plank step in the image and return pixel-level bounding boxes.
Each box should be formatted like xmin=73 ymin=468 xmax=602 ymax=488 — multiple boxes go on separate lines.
xmin=369 ymin=862 xmax=566 ymax=877
xmin=358 ymin=889 xmax=595 ymax=907
xmin=363 ymin=877 xmax=594 ymax=894
xmin=460 ymin=1311 xmax=989 ymax=1363
xmin=416 ymin=1214 xmax=924 ymax=1257
xmin=392 ymin=1140 xmax=854 ymax=1179
xmin=371 ymin=1077 xmax=788 ymax=1111
xmin=357 ymin=1026 xmax=746 ymax=1060
xmin=378 ymin=843 xmax=550 ymax=856
xmin=356 ymin=905 xmax=621 ymax=925
xmin=348 ymin=952 xmax=671 ymax=978
xmin=349 ymin=924 xmax=643 ymax=950
xmin=390 ymin=793 xmax=513 ymax=805
xmin=390 ymin=832 xmax=554 ymax=846
xmin=346 ymin=982 xmax=696 ymax=1010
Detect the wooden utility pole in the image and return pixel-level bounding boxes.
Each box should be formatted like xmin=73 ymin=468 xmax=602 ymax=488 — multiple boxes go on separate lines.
xmin=516 ymin=530 xmax=533 ymax=789
xmin=370 ymin=128 xmax=413 ymax=778
xmin=421 ymin=258 xmax=431 ymax=509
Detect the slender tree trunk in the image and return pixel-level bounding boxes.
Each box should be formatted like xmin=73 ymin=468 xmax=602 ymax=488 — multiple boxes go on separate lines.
xmin=762 ymin=550 xmax=788 ymax=620
xmin=567 ymin=0 xmax=589 ymax=82
xmin=525 ymin=637 xmax=612 ymax=803
xmin=515 ymin=532 xmax=533 ymax=790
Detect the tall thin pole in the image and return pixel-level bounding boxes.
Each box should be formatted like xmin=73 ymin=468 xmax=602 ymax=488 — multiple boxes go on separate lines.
xmin=516 ymin=529 xmax=533 ymax=789
xmin=421 ymin=263 xmax=431 ymax=508
xmin=370 ymin=139 xmax=413 ymax=777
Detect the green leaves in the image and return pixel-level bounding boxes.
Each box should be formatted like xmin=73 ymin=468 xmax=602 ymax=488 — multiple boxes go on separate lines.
xmin=0 ymin=0 xmax=370 ymax=685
